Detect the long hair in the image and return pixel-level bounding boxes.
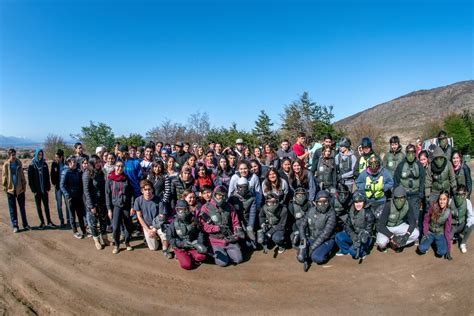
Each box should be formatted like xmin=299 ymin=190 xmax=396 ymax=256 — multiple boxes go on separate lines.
xmin=431 ymin=190 xmax=450 ymax=222
xmin=87 ymin=154 xmax=101 ymax=179
xmin=289 ymin=158 xmax=308 ymax=187
xmin=264 ymin=167 xmax=282 ymax=193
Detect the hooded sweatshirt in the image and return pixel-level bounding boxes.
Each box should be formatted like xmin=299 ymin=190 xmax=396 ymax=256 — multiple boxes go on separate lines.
xmin=28 ymin=148 xmax=51 ymax=194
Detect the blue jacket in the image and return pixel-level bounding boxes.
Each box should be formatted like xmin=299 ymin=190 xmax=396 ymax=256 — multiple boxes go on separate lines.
xmin=356 ymin=167 xmax=393 ymax=204
xmin=60 ymin=167 xmax=83 ymax=200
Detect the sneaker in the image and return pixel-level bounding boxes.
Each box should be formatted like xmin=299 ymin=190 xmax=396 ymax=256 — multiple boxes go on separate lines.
xmin=125 ymin=243 xmax=133 ymax=251
xmin=23 ymin=225 xmax=31 ymax=231
xmin=335 ymin=251 xmax=347 ymax=256
xmin=74 ymin=232 xmax=84 ymax=239
xmin=163 ymin=249 xmax=174 ymax=259
xmin=460 ymin=244 xmax=467 ymax=254
xmin=377 ymin=246 xmax=388 ymax=253
xmin=93 ymin=237 xmax=104 ymax=250
xmin=13 ymin=227 xmax=19 ymax=233
xmin=47 ymin=222 xmax=57 ymax=228
xmin=112 ymin=247 xmax=120 ymax=254
xmin=38 ymin=223 xmax=46 ymax=230
xmin=277 ymin=246 xmax=286 ymax=254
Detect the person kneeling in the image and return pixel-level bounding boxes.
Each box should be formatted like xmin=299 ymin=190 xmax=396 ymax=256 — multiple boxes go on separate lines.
xmin=376 ymin=186 xmax=419 ymax=252
xmin=167 ymin=200 xmax=207 ymax=270
xmin=257 ymin=193 xmax=287 ymax=254
xmin=200 ymin=186 xmax=244 ymax=267
xmin=335 ymin=191 xmax=374 ymax=261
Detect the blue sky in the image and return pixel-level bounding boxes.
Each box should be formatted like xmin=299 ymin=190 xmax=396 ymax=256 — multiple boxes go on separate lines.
xmin=1 ymin=0 xmax=472 ymax=141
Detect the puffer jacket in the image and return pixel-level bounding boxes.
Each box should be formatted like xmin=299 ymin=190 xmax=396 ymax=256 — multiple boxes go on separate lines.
xmin=83 ymin=168 xmax=106 ymax=211
xmin=60 ymin=167 xmax=83 ymax=200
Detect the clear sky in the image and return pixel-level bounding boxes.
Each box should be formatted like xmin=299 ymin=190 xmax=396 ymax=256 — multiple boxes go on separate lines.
xmin=0 ymin=0 xmax=472 ymax=141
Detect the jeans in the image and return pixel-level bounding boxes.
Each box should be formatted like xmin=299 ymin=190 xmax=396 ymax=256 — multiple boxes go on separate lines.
xmin=86 ymin=206 xmax=107 ymax=238
xmin=55 ymin=188 xmax=71 ymax=225
xmin=6 ymin=192 xmax=28 ymax=228
xmin=111 ymin=206 xmax=133 ymax=247
xmin=269 ymin=230 xmax=285 ymax=246
xmin=418 ymin=232 xmax=447 ymax=256
xmin=335 ymin=231 xmax=371 ymax=258
xmin=211 ymin=242 xmax=243 ymax=267
xmin=309 ymin=239 xmax=335 ymax=264
xmin=33 ymin=192 xmax=52 ymax=224
xmin=68 ymin=197 xmax=86 ymax=234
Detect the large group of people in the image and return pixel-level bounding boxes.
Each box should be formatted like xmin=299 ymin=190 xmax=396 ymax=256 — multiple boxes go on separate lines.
xmin=2 ymin=130 xmax=472 ymax=271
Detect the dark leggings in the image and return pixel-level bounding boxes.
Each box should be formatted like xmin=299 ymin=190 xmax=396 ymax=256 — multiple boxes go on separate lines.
xmin=69 ymin=197 xmax=86 ymax=234
xmin=112 ymin=206 xmax=133 ymax=247
xmin=34 ymin=192 xmax=52 ymax=224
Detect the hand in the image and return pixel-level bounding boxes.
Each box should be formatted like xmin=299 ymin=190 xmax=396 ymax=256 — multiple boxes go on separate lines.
xmin=359 ymin=230 xmax=370 ymax=244
xmin=91 ymin=208 xmax=97 ymax=215
xmin=420 ymin=235 xmax=429 ymax=244
xmin=390 ymin=236 xmax=400 ymax=249
xmin=130 ymin=209 xmax=136 ymax=216
xmin=147 ymin=228 xmax=157 ymax=238
xmin=108 ymin=210 xmax=113 ymax=220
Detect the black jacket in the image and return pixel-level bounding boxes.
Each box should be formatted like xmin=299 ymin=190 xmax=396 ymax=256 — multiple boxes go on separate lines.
xmin=28 ymin=161 xmax=51 ymax=194
xmin=60 ymin=167 xmax=83 ymax=199
xmin=51 ymin=160 xmax=65 ymax=190
xmin=82 ymin=169 xmax=106 ymax=210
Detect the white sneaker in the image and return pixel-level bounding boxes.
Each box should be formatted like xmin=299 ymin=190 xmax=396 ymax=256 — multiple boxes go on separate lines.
xmin=460 ymin=244 xmax=467 ymax=254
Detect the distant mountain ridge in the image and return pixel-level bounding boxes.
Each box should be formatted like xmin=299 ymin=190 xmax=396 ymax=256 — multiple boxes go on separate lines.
xmin=335 ymin=80 xmax=474 ymax=143
xmin=0 ymin=135 xmax=38 ymax=147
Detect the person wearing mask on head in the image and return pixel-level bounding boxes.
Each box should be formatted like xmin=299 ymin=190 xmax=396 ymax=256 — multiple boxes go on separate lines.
xmin=105 ymin=160 xmax=134 ymax=254
xmin=228 ymin=160 xmax=263 ymax=209
xmin=331 ymin=183 xmax=352 ymax=231
xmin=314 ymin=146 xmax=337 ymax=192
xmin=74 ymin=142 xmax=89 ymax=167
xmin=310 ymin=134 xmax=335 ymax=174
xmin=276 ymin=139 xmax=297 ymax=161
xmin=200 ymin=186 xmax=244 ymax=267
xmin=297 ymin=190 xmax=336 ymax=272
xmin=213 ymin=156 xmax=234 ymax=189
xmin=335 ymin=191 xmax=374 ymax=261
xmin=61 ymin=156 xmax=87 ymax=239
xmin=289 ymin=187 xmax=311 ymax=248
xmin=356 ymin=155 xmax=393 ymax=208
xmin=449 ymin=185 xmax=473 ymax=254
xmin=417 ymin=190 xmax=453 ymax=260
xmin=376 ymin=186 xmax=419 ymax=252
xmin=335 ymin=137 xmax=357 ymax=190
xmin=134 ymin=180 xmax=172 ymax=258
xmin=451 ymin=151 xmax=472 ymax=199
xmin=354 ymin=137 xmax=376 ymax=179
xmin=437 ymin=130 xmax=453 ymax=160
xmin=228 ymin=177 xmax=258 ymax=249
xmin=382 ymin=136 xmax=405 ymax=178
xmin=83 ymin=155 xmax=109 ymax=250
xmin=169 ymin=165 xmax=197 ymax=208
xmin=289 ymin=158 xmax=316 ymax=202
xmin=234 ymin=139 xmax=246 ymax=160
xmin=167 ymin=200 xmax=207 ymax=270
xmin=51 ymin=149 xmax=72 ymax=228
xmin=28 ymin=148 xmax=56 ymax=229
xmin=2 ymin=148 xmax=29 ymax=233
xmin=394 ymin=144 xmax=426 ymax=232
xmin=425 ymin=146 xmax=457 ymax=205
xmin=258 ymin=193 xmax=288 ymax=254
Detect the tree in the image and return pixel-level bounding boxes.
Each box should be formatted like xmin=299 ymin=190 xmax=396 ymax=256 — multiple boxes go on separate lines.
xmin=461 ymin=110 xmax=474 ymax=155
xmin=207 ymin=123 xmax=259 ymax=149
xmin=187 ymin=111 xmax=211 ymax=145
xmin=280 ymin=92 xmax=336 ymax=143
xmin=421 ymin=120 xmax=444 ymax=141
xmin=43 ymin=134 xmax=73 ymax=160
xmin=444 ymin=113 xmax=471 ymax=154
xmin=253 ymin=110 xmax=277 ymax=147
xmin=146 ymin=119 xmax=188 ymax=145
xmin=115 ymin=133 xmax=146 ymax=147
xmin=71 ymin=121 xmax=115 ymax=153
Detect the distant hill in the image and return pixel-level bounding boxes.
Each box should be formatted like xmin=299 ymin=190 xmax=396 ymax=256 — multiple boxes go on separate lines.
xmin=0 ymin=135 xmax=38 ymax=147
xmin=335 ymin=80 xmax=474 ymax=143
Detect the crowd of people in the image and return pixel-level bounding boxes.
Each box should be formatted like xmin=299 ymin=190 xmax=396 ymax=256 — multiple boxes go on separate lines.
xmin=2 ymin=130 xmax=472 ymax=271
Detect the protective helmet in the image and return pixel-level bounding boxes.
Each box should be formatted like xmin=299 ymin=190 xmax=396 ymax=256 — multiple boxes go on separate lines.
xmin=315 ymin=190 xmax=331 ymax=213
xmin=360 ymin=137 xmax=372 ymax=148
xmin=368 ymin=155 xmax=381 ymax=174
xmin=336 ymin=182 xmax=350 ymax=204
xmin=339 ymin=137 xmax=351 ymax=148
xmin=236 ymin=177 xmax=249 ymax=196
xmin=352 ymin=191 xmax=366 ymax=203
xmin=175 ymin=200 xmax=191 ymax=221
xmin=213 ymin=186 xmax=228 ymax=207
xmin=294 ymin=187 xmax=308 ymax=205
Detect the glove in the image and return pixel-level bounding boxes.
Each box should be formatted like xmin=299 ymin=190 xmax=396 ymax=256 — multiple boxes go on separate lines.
xmin=358 ymin=230 xmax=370 ymax=244
xmin=352 ymin=239 xmax=361 ymax=253
xmin=190 ymin=241 xmax=207 ymax=254
xmin=235 ymin=227 xmax=245 ymax=240
xmin=398 ymin=234 xmax=409 ymax=246
xmin=390 ymin=236 xmax=401 ymax=249
xmin=246 ymin=226 xmax=256 ymax=241
xmin=444 ymin=251 xmax=453 ymax=261
xmin=420 ymin=234 xmax=429 ymax=244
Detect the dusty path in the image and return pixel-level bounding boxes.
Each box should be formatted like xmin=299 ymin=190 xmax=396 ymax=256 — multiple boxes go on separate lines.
xmin=1 ymin=169 xmax=473 ymax=315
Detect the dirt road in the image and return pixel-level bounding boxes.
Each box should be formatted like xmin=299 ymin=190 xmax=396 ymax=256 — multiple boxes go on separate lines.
xmin=1 ymin=169 xmax=473 ymax=315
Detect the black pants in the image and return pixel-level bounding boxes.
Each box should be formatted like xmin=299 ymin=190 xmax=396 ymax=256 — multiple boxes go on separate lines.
xmin=68 ymin=197 xmax=86 ymax=234
xmin=34 ymin=192 xmax=52 ymax=224
xmin=112 ymin=206 xmax=133 ymax=246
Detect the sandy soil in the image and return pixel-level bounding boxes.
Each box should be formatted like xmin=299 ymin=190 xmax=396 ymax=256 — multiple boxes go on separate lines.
xmin=1 ymin=166 xmax=473 ymax=315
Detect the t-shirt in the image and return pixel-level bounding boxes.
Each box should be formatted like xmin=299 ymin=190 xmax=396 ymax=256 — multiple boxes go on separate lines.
xmin=291 ymin=143 xmax=305 ymax=157
xmin=133 ymin=195 xmax=161 ymax=227
xmin=10 ymin=160 xmax=17 ymax=188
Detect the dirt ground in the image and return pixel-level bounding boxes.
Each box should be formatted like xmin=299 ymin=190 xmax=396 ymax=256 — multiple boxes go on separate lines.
xmin=1 ymin=165 xmax=474 ymax=315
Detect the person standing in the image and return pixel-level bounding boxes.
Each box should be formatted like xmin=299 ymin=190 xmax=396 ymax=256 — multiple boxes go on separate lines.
xmin=334 ymin=137 xmax=357 ymax=189
xmin=291 ymin=132 xmax=310 ymax=162
xmin=28 ymin=148 xmax=56 ymax=228
xmin=382 ymin=136 xmax=405 ymax=177
xmin=2 ymin=148 xmax=29 ymax=232
xmin=51 ymin=149 xmax=72 ymax=227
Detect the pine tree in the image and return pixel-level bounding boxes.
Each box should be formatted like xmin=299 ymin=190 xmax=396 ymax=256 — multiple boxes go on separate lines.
xmin=253 ymin=110 xmax=277 ymax=147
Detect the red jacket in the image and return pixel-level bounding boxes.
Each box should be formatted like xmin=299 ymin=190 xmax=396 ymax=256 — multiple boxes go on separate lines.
xmin=200 ymin=200 xmax=241 ymax=247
